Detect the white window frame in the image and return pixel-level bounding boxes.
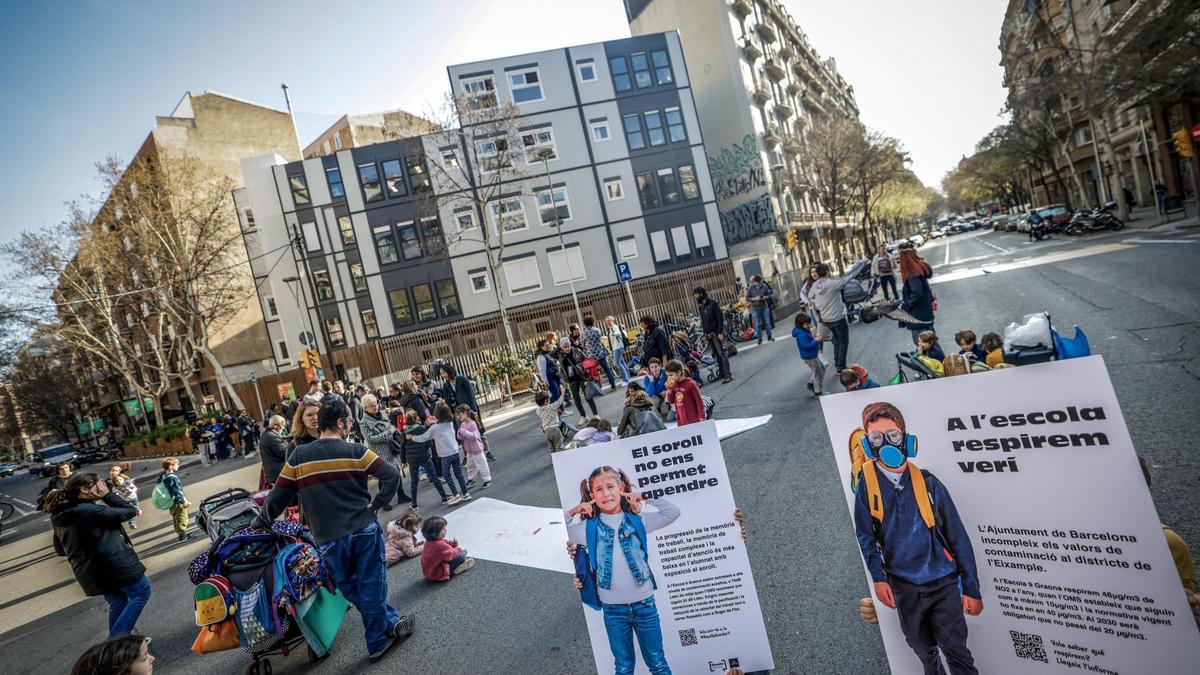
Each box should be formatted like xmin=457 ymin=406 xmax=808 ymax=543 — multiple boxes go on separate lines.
xmin=590 ymin=120 xmax=611 ymax=142
xmin=690 ymin=221 xmax=711 ymax=249
xmin=548 ymin=247 xmax=587 ymax=286
xmin=264 ymin=295 xmax=279 ymax=318
xmin=521 ymin=127 xmax=558 ymax=164
xmin=454 ymin=210 xmax=477 ymax=232
xmin=671 ymin=226 xmax=691 ymax=257
xmin=508 ymin=67 xmax=544 ymax=104
xmin=441 ymin=148 xmax=459 ymax=169
xmin=535 ymin=186 xmax=572 ymax=225
xmin=333 ymin=134 xmax=343 ymax=150
xmin=361 ymin=309 xmax=380 ymax=339
xmin=617 ymin=237 xmax=639 ymax=260
xmin=242 ymin=207 xmax=256 ymax=229
xmin=576 ymin=61 xmax=597 ymax=82
xmin=476 ymin=136 xmax=511 ymax=173
xmin=461 ymin=74 xmax=497 ymax=109
xmin=650 ymin=230 xmax=671 ymax=262
xmin=502 ymin=257 xmax=543 ymax=295
xmin=277 ymin=340 xmax=290 ymax=363
xmin=604 ymin=178 xmax=625 ymax=202
xmin=489 ymin=197 xmax=528 ymax=233
xmin=468 ymin=270 xmax=491 ymax=294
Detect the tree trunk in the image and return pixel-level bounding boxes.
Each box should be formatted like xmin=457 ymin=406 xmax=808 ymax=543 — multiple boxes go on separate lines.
xmin=197 ymin=343 xmax=246 ymax=412
xmin=1091 ymin=115 xmax=1129 ymax=219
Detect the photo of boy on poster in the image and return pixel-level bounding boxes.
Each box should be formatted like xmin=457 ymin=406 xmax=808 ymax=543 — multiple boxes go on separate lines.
xmin=852 ymin=402 xmax=983 ymax=675
xmin=564 ymin=465 xmax=681 ymax=675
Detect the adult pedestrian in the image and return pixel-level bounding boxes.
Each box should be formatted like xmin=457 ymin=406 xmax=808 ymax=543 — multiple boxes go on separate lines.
xmin=396 ymin=380 xmax=431 ymax=422
xmin=409 ymin=367 xmax=437 ymax=401
xmin=359 ymin=394 xmax=410 ymax=509
xmin=898 ymin=247 xmax=935 ymax=344
xmin=809 ymin=259 xmax=870 ymax=372
xmin=48 ymin=473 xmax=149 ymax=639
xmin=871 ymin=245 xmax=898 ymax=301
xmin=262 ymin=404 xmax=277 ymax=428
xmin=437 ymin=364 xmax=495 ymax=461
xmin=559 ymin=338 xmax=597 ymax=418
xmin=745 ymin=275 xmax=774 ymax=343
xmin=694 ymin=287 xmax=732 ymax=383
xmin=47 ymin=462 xmax=72 ymax=492
xmin=259 ymin=415 xmax=289 ymax=488
xmin=581 ymin=316 xmax=618 ymax=389
xmin=604 ymin=316 xmax=632 ymax=385
xmin=536 ymin=338 xmax=564 ymax=406
xmin=189 ymin=420 xmax=211 ymax=465
xmin=238 ymin=411 xmax=259 ymax=456
xmin=263 ymin=399 xmax=414 ymax=662
xmin=290 ymin=396 xmax=322 ymax=450
xmin=638 ymin=315 xmax=671 ymax=368
xmin=800 ymin=266 xmax=830 ymax=366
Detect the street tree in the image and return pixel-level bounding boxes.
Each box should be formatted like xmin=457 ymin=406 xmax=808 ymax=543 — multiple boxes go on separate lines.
xmin=852 ymin=130 xmax=910 ymax=250
xmin=7 ymin=337 xmax=95 ymax=442
xmin=797 ymin=117 xmax=866 ymax=263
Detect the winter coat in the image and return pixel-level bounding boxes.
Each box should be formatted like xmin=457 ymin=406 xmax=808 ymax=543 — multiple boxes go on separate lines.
xmin=359 ymin=410 xmax=397 ymax=457
xmin=641 ymin=326 xmax=671 ymax=366
xmin=438 ymin=374 xmax=479 ymax=412
xmin=259 ymin=429 xmax=289 ymax=485
xmin=398 ymin=423 xmax=434 ymax=464
xmin=667 ymin=376 xmax=705 ymax=426
xmin=560 ymin=348 xmax=588 ymax=384
xmin=697 ymin=296 xmax=724 ymax=336
xmin=536 ymin=351 xmax=560 ymax=382
xmin=51 ymin=493 xmax=143 ymax=596
xmin=642 ymin=370 xmax=668 ymax=398
xmin=791 ymin=326 xmax=822 ymax=360
xmin=900 ymin=274 xmax=934 ymax=330
xmin=618 ymin=398 xmax=665 ymax=438
xmin=386 ymin=522 xmax=424 ymax=565
xmin=397 ymin=393 xmax=430 ymax=422
xmin=457 ymin=420 xmax=485 ymax=455
xmin=421 ymin=538 xmax=463 ymax=581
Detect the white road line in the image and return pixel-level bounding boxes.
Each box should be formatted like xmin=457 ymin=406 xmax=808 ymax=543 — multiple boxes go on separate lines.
xmin=980 ymin=238 xmax=1012 ymax=254
xmin=943 ymin=238 xmax=951 ymax=265
xmin=2 ymin=494 xmax=37 ymax=510
xmin=1121 ymin=238 xmax=1198 ymax=245
xmin=931 ymin=243 xmax=1134 ymax=285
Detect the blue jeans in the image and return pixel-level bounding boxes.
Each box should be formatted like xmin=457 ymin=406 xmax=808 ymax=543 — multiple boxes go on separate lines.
xmin=408 ymin=458 xmax=448 ymax=506
xmin=103 ymin=574 xmax=152 ymax=638
xmin=612 ymin=347 xmax=631 ymax=382
xmin=602 ymin=596 xmax=671 ymax=675
xmin=441 ymin=454 xmax=469 ymax=496
xmin=599 ymin=357 xmax=617 ymax=387
xmin=547 ymin=375 xmax=563 ymax=406
xmin=751 ymin=305 xmax=772 ymax=342
xmin=318 ymin=522 xmax=401 ymax=654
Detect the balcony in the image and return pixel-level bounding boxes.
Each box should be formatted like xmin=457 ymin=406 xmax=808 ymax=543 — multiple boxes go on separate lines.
xmin=762 ymin=126 xmax=783 ymax=147
xmin=784 ymin=135 xmax=802 ymax=153
xmin=755 ymin=20 xmax=778 ymax=43
xmin=731 ymin=0 xmax=753 ymax=18
xmin=801 ymin=90 xmax=827 ymax=116
xmin=771 ymin=165 xmax=794 ymax=187
xmin=741 ymin=37 xmax=763 ymax=61
xmin=764 ymin=59 xmax=786 ymax=81
xmin=792 ymin=59 xmax=815 ymax=84
xmin=749 ymin=82 xmax=771 ymax=105
xmin=785 ymin=80 xmax=800 ymax=95
xmin=778 ymin=43 xmax=795 ymax=61
xmin=774 ymin=100 xmax=795 ymax=118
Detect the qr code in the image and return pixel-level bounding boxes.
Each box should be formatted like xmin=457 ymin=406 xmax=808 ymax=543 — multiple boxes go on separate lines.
xmin=1009 ymin=630 xmax=1048 ymax=663
xmin=679 ymin=628 xmax=698 ymax=647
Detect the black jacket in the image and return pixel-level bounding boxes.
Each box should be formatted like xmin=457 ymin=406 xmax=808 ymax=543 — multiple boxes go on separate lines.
xmin=642 ymin=326 xmax=671 ymax=365
xmin=697 ymin=296 xmax=724 ymax=336
xmin=439 ymin=374 xmax=479 ymax=411
xmin=900 ymin=274 xmax=935 ymax=330
xmin=397 ymin=393 xmax=430 ymax=421
xmin=259 ymin=428 xmax=289 ymax=485
xmin=398 ymin=423 xmax=434 ymax=464
xmin=560 ymin=348 xmax=588 ymax=383
xmin=51 ymin=493 xmax=143 ymax=596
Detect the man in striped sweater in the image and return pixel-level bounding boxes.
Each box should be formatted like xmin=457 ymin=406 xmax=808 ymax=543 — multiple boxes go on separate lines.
xmin=264 ymin=399 xmax=414 ymax=661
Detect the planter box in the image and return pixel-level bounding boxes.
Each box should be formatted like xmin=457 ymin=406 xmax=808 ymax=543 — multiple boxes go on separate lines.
xmin=122 ymin=436 xmax=195 ymax=459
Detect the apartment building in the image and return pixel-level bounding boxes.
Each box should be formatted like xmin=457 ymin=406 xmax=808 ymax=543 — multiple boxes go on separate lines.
xmin=238 ymin=31 xmax=732 ymax=383
xmin=303 ymin=109 xmax=441 ymax=159
xmin=627 ymin=0 xmax=860 ymax=280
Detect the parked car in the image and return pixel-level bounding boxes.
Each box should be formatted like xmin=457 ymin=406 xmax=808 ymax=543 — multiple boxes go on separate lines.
xmin=1006 ymin=215 xmax=1022 ymax=231
xmin=0 ymin=463 xmax=16 ymax=478
xmin=908 ymin=233 xmax=927 ymax=247
xmin=32 ymin=443 xmax=80 ymax=478
xmin=76 ymin=441 xmax=119 ymax=465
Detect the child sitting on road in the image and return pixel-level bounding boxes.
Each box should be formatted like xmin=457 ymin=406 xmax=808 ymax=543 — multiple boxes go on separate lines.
xmin=572 ymin=418 xmax=614 ymax=446
xmin=791 ymin=314 xmax=825 ymax=397
xmin=954 ymin=329 xmax=987 ymax=362
xmin=386 ymin=512 xmax=424 ymax=566
xmin=456 ymin=405 xmax=491 ymax=490
xmin=420 ymin=515 xmax=474 ymax=581
xmin=840 ymin=364 xmax=880 ymax=391
xmin=981 ymin=331 xmax=1005 ymax=368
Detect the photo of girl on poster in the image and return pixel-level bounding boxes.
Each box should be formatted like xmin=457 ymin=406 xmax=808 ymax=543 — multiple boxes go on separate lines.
xmin=564 ymin=465 xmax=681 ymax=675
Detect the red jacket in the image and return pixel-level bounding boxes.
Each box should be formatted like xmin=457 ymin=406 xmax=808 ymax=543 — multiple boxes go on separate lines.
xmin=668 ymin=376 xmax=704 ymax=426
xmin=421 ymin=538 xmax=461 ymax=581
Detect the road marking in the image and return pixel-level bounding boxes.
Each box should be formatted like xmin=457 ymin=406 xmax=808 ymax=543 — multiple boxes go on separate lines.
xmin=2 ymin=494 xmax=37 ymax=511
xmin=931 ymin=243 xmax=1135 ymax=285
xmin=980 ymin=238 xmax=1012 ymax=254
xmin=1121 ymin=238 xmax=1198 ymax=245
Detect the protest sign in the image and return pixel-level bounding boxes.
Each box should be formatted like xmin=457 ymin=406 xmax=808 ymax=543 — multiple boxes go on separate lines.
xmin=821 ymin=356 xmax=1200 ymax=674
xmin=551 ymin=421 xmax=773 ymax=674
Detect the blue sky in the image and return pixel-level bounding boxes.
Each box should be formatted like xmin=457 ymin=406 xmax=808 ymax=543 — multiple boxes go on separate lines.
xmin=0 ymin=0 xmax=1007 ymax=245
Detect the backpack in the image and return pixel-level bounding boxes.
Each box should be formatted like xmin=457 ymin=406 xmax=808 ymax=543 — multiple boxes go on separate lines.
xmin=573 ymin=543 xmax=603 ymax=611
xmin=151 ymin=477 xmax=174 ymax=510
xmin=203 ymin=500 xmax=262 ymax=544
xmin=858 ymin=460 xmax=955 ymax=568
xmin=876 ymin=255 xmax=892 ymax=274
xmin=234 ymin=577 xmax=285 ymax=652
xmin=194 ymin=575 xmax=235 ymax=626
xmin=633 ymin=408 xmax=666 ymax=435
xmin=270 ymin=542 xmax=331 ymax=633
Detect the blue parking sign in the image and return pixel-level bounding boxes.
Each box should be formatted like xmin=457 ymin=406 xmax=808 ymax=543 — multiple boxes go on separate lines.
xmin=616 ymin=261 xmax=632 ymax=282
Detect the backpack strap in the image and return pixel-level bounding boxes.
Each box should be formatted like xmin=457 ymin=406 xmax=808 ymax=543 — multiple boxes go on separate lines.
xmin=860 ymin=459 xmax=884 ymax=523
xmin=907 ymin=462 xmax=936 ymax=529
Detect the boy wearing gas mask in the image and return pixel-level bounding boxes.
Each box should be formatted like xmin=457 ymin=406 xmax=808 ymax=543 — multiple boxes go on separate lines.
xmin=852 ymin=402 xmax=982 ymax=675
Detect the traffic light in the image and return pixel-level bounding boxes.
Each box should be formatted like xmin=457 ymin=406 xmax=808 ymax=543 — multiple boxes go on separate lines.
xmin=1173 ymin=130 xmax=1195 ymax=158
xmin=299 ymin=349 xmax=311 ymax=368
xmin=309 ymin=349 xmax=322 ymax=369
xmin=786 ymin=228 xmax=798 ymax=250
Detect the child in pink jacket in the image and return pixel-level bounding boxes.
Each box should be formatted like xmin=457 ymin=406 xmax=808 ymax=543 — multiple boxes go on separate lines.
xmin=456 ymin=405 xmax=492 ymax=489
xmin=386 ymin=512 xmax=424 ymax=566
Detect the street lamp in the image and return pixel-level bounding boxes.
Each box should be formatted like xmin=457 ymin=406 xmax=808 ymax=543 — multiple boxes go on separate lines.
xmin=535 ymin=148 xmax=583 ymax=326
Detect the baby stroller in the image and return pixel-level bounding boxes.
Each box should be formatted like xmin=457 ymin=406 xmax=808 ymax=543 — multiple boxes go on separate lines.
xmin=893 ymin=352 xmax=940 ymax=383
xmin=670 ymin=331 xmax=716 ymax=384
xmin=842 ymin=267 xmax=878 ymax=324
xmin=197 ymin=488 xmax=261 ymax=544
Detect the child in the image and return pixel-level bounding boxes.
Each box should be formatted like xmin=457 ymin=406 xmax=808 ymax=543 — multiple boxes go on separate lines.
xmin=387 ymin=512 xmax=424 ymax=565
xmin=840 ymin=364 xmax=880 ymax=391
xmin=456 ymin=405 xmax=491 ymax=490
xmin=853 ymin=402 xmax=980 ymax=673
xmin=573 ymin=418 xmax=614 ymax=446
xmin=642 ymin=358 xmax=669 ymax=418
xmin=792 ymin=314 xmax=825 ymax=397
xmin=420 ymin=515 xmax=475 ymax=580
xmin=408 ymin=403 xmax=471 ymax=505
xmin=665 ymin=359 xmax=705 ymax=426
xmin=399 ymin=410 xmax=449 ymax=510
xmin=954 ymin=329 xmax=987 ymax=362
xmin=916 ymin=330 xmax=945 ymax=362
xmin=981 ymin=331 xmax=1005 ymax=368
xmin=618 ymin=386 xmax=665 ymax=438
xmin=157 ymin=457 xmax=192 ymax=541
xmin=108 ymin=464 xmax=140 ymax=529
xmin=535 ymin=391 xmax=565 ymax=453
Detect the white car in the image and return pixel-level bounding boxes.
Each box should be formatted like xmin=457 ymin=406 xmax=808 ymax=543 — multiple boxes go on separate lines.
xmin=908 ymin=233 xmax=927 ymax=247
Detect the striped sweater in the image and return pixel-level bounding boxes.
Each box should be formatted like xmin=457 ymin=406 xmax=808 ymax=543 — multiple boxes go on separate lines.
xmin=264 ymin=436 xmax=400 ymax=544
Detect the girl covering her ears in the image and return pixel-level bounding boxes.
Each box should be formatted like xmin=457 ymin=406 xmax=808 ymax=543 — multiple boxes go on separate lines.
xmin=564 ymin=466 xmax=681 ymax=675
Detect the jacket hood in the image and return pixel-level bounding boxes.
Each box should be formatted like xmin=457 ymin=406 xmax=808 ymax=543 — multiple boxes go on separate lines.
xmin=629 ymin=398 xmax=654 ymax=411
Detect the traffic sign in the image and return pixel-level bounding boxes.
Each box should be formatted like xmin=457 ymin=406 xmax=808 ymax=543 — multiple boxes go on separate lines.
xmin=299 ymin=331 xmax=315 ymax=346
xmin=249 ymin=371 xmax=257 ymax=384
xmin=616 ymin=261 xmax=633 ymax=283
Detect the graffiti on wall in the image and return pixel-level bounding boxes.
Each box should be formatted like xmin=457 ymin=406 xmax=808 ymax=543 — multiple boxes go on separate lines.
xmin=707 ymin=134 xmax=765 ymax=202
xmin=719 ymin=194 xmax=776 ymax=244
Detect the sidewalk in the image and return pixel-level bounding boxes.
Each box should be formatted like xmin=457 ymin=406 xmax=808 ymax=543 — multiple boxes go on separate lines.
xmin=1126 ymin=203 xmax=1200 ymax=230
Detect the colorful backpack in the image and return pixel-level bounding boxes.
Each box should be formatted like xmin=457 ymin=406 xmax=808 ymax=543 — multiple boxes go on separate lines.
xmin=269 ymin=543 xmax=332 ymax=637
xmin=233 ymin=578 xmax=286 ymax=653
xmin=151 ymin=478 xmax=173 ymax=510
xmin=194 ymin=575 xmax=236 ymax=626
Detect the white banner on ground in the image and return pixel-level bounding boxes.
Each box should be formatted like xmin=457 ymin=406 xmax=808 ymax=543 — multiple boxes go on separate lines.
xmin=446 ymin=498 xmax=573 ymax=574
xmin=551 ymin=421 xmax=774 ymax=675
xmin=820 ymin=356 xmax=1200 ymax=674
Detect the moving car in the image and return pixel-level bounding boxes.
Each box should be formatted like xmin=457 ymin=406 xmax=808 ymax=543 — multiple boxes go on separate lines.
xmin=32 ymin=443 xmax=80 ymax=478
xmin=908 ymin=233 xmax=927 ymax=247
xmin=0 ymin=463 xmax=16 ymax=478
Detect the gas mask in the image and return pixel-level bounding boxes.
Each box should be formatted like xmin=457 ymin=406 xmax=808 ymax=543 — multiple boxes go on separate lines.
xmin=860 ymin=428 xmax=918 ymax=469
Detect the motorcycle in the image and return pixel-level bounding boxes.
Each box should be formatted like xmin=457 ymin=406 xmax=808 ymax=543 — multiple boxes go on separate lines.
xmin=1065 ymin=201 xmax=1124 ymax=236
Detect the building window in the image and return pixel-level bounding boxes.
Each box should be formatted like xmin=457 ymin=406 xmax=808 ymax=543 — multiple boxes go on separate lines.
xmin=490 ymin=197 xmax=527 ymax=232
xmin=338 ymin=215 xmax=355 ymax=245
xmin=313 ymin=270 xmax=334 ymax=301
xmin=623 ymin=114 xmax=645 ymax=150
xmin=454 ymin=210 xmax=477 ymax=231
xmin=326 ymin=166 xmax=345 ymax=199
xmin=389 ymin=289 xmax=414 ymax=327
xmin=671 ymin=225 xmax=692 ymax=261
xmin=548 ymin=247 xmax=587 ymax=285
xmin=591 ymin=120 xmax=611 ymax=142
xmin=604 ymin=178 xmax=625 ymax=201
xmin=412 ymin=283 xmax=437 ymax=322
xmin=1076 ymin=126 xmax=1092 ymax=147
xmin=289 ymin=173 xmax=310 ymax=206
xmin=665 ymin=107 xmax=686 ymax=142
xmin=679 ymin=164 xmax=700 ymax=200
xmin=658 ymin=168 xmax=681 ymax=204
xmin=374 ymin=226 xmax=399 ymax=264
xmin=503 ymin=257 xmax=542 ymax=295
xmin=636 ymin=172 xmax=660 ymax=210
xmin=276 ymin=340 xmax=290 ymax=363
xmin=264 ymin=295 xmax=279 ymax=318
xmin=644 ymin=111 xmax=666 ymax=146
xmin=349 ymin=262 xmax=367 ymax=293
xmin=650 ymin=230 xmax=671 ymax=262
xmin=630 ymin=52 xmax=652 ymax=88
xmin=381 ymin=159 xmax=407 ymax=197
xmin=435 ymin=279 xmax=461 ymax=317
xmin=357 ymin=163 xmax=383 ymax=202
xmin=690 ymin=221 xmax=711 ymax=253
xmin=407 ymin=155 xmax=431 ymax=192
xmin=476 ymin=137 xmax=511 ymax=173
xmin=325 ymin=317 xmax=346 ymax=347
xmin=536 ymin=187 xmax=571 ymax=224
xmin=522 ymin=128 xmax=557 ymax=163
xmin=333 ymin=134 xmax=342 ymax=150
xmin=651 ymin=50 xmax=673 ymax=85
xmin=398 ymin=223 xmax=421 ymax=259
xmin=420 ymin=219 xmax=445 ymax=256
xmin=468 ymin=269 xmax=490 ymax=293
xmin=361 ymin=309 xmax=379 ymax=339
xmin=302 ymin=221 xmax=321 ymax=252
xmin=242 ymin=208 xmax=255 ymax=229
xmin=508 ymin=67 xmax=543 ymax=104
xmin=576 ymin=61 xmax=596 ymax=82
xmin=617 ymin=237 xmax=638 ymax=260
xmin=609 ymin=56 xmax=631 ymax=92
xmin=322 ymin=140 xmax=330 ymax=155
xmin=462 ymin=75 xmax=497 ymax=110
xmin=440 ymin=148 xmax=459 ymax=169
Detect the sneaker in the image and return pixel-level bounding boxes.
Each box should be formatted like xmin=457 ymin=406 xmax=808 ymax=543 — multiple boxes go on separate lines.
xmin=480 ymin=481 xmax=491 ymax=490
xmin=721 ymin=375 xmax=733 ymax=384
xmin=806 ymin=382 xmax=815 ymax=392
xmin=178 ymin=533 xmax=194 ymax=542
xmin=420 ymin=474 xmax=429 ymax=482
xmin=410 ymin=504 xmax=420 ymax=511
xmin=129 ymin=523 xmax=138 ymax=529
xmin=466 ymin=479 xmax=477 ymax=488
xmin=460 ymin=493 xmax=472 ymax=502
xmin=382 ymin=504 xmax=393 ymax=512
xmin=485 ymin=451 xmax=497 ymax=462
xmin=453 ymin=558 xmax=476 ymax=575
xmin=446 ymin=495 xmax=462 ymax=506
xmin=579 ymin=416 xmax=588 ymax=425
xmin=368 ymin=614 xmax=416 ymax=662
xmin=440 ymin=497 xmax=451 ymax=505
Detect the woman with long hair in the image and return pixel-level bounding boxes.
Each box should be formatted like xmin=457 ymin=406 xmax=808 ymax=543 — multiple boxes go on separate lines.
xmin=898 ymin=247 xmax=935 ymax=344
xmin=48 ymin=473 xmax=149 ymax=639
xmin=290 ymin=396 xmax=322 ymax=447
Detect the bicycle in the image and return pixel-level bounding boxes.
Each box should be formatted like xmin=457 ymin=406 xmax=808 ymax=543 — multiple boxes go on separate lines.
xmin=0 ymin=501 xmax=14 ymax=540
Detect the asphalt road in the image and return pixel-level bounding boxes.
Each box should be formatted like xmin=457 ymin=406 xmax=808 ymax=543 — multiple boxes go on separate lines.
xmin=1 ymin=224 xmax=1197 ymax=674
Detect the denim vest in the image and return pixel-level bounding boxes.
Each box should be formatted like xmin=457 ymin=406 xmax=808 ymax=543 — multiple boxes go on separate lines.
xmin=592 ymin=514 xmax=652 ymax=591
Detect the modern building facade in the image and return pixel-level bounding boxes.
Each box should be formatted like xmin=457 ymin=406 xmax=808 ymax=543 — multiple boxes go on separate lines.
xmin=238 ymin=31 xmax=733 ymax=384
xmin=302 ymin=109 xmax=441 ymax=159
xmin=626 ymin=0 xmax=861 ymax=280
